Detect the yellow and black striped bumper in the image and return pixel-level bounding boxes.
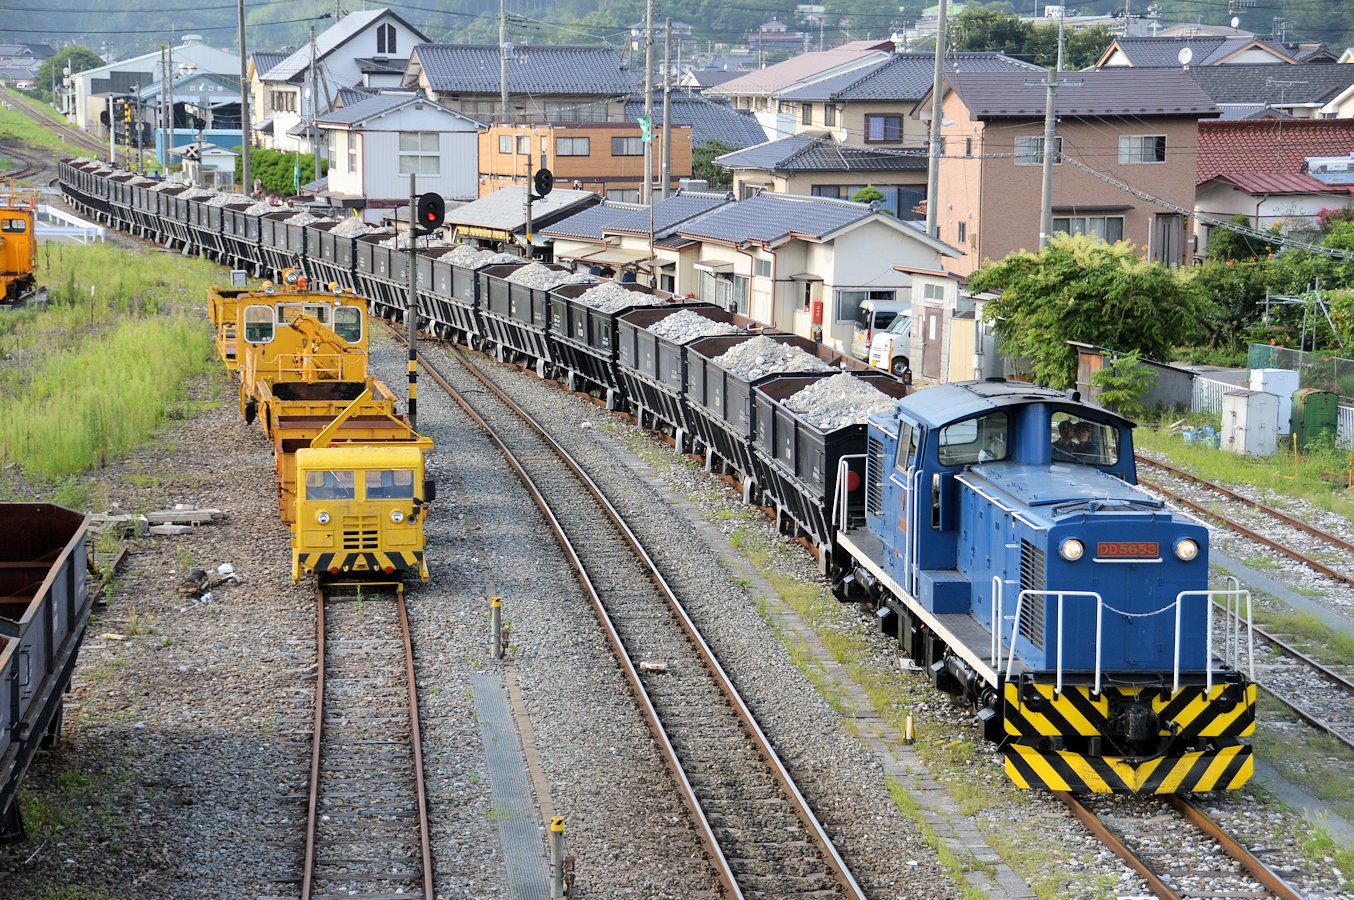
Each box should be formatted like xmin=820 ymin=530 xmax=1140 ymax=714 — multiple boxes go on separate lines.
xmin=1004 ymin=742 xmax=1253 ymax=793
xmin=298 ymin=550 xmax=426 ymax=580
xmin=1003 ymin=683 xmax=1256 ymax=740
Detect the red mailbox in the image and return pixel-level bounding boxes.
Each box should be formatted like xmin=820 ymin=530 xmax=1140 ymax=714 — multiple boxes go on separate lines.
xmin=810 ymin=299 xmax=824 ymax=324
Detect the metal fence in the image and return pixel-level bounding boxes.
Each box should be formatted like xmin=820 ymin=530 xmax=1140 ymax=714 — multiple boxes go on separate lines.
xmin=1191 ymin=376 xmax=1236 ymax=415
xmin=1339 ymin=405 xmax=1354 ymax=450
xmin=1247 ymin=343 xmax=1354 ymax=399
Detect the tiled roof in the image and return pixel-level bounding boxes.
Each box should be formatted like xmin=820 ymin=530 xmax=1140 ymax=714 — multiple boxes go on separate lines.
xmin=1216 ymin=105 xmax=1294 ymax=121
xmin=683 ymin=69 xmax=745 ymax=89
xmin=654 ymin=234 xmax=697 ymax=249
xmin=781 ymin=51 xmax=1037 ymax=101
xmin=445 ymin=186 xmax=599 ymax=232
xmin=251 ymin=51 xmax=289 ymax=75
xmin=1187 ymin=63 xmax=1354 ymax=106
xmin=716 ymin=133 xmax=925 ymax=173
xmin=356 ymin=56 xmax=409 ymax=75
xmin=540 ymin=199 xmax=644 ymax=240
xmin=1198 ymin=119 xmax=1354 ymax=182
xmin=410 ymin=44 xmax=635 ymax=96
xmin=604 ymin=191 xmax=735 ymax=236
xmin=1102 ymin=35 xmax=1296 ymax=67
xmin=623 ymin=94 xmax=767 ymax=148
xmin=945 ymin=69 xmax=1218 ymax=119
xmin=315 ymin=91 xmax=478 ymax=128
xmin=1204 ymin=171 xmax=1350 ymax=195
xmin=265 ymin=9 xmax=426 ymax=82
xmin=711 ymin=40 xmax=893 ymax=96
xmin=337 ymin=85 xmax=378 ymax=106
xmin=676 ymin=191 xmax=876 ymax=243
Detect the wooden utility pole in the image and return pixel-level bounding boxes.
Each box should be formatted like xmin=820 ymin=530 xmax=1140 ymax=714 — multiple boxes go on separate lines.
xmin=641 ymin=0 xmax=654 ymax=204
xmin=238 ymin=0 xmax=251 ymax=194
xmin=924 ymin=0 xmax=947 ymax=239
xmin=661 ymin=17 xmax=672 ymax=200
xmin=499 ymin=0 xmax=509 ymax=121
xmin=310 ymin=24 xmax=320 ymax=186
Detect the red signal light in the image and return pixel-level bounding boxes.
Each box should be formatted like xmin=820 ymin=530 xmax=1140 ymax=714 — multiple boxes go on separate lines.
xmin=846 ymin=470 xmax=862 ymax=492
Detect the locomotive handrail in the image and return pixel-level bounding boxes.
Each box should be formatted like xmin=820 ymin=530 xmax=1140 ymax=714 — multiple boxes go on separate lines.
xmin=1172 ymin=588 xmax=1251 ymax=692
xmin=1223 ymin=576 xmax=1256 ymax=683
xmin=1009 ymin=590 xmax=1105 ymax=695
xmin=832 ymin=454 xmax=866 ymax=535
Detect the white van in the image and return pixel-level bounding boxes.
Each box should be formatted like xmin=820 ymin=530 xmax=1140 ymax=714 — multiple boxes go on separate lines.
xmin=866 ymin=311 xmax=913 ymax=376
xmin=850 ymin=298 xmax=910 ymax=362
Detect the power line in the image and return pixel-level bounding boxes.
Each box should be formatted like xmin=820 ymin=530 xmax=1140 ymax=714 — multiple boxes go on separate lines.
xmin=0 ymin=14 xmax=325 ymax=35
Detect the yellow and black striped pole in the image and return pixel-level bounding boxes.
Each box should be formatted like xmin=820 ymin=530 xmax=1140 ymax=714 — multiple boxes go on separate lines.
xmin=407 ymin=173 xmax=418 ymax=431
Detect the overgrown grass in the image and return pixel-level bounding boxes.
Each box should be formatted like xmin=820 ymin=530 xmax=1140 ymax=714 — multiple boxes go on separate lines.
xmin=0 ymin=97 xmax=76 ymax=153
xmin=0 ymin=243 xmax=218 ymax=483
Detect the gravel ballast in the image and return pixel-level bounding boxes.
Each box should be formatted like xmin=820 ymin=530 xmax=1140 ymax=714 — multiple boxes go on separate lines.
xmin=647 ymin=309 xmax=744 ymax=343
xmin=784 ymin=372 xmax=896 ymax=430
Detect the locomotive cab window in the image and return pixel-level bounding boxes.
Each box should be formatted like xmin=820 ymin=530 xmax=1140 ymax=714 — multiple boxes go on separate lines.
xmin=279 ymin=303 xmax=329 ymax=325
xmin=937 ymin=411 xmax=1008 ymax=465
xmin=1 ymin=217 xmax=27 ymax=232
xmin=1050 ymin=412 xmax=1120 ymax=466
xmin=364 ymin=469 xmax=415 ymax=499
xmin=894 ymin=422 xmax=917 ymax=473
xmin=333 ymin=306 xmax=362 ymax=343
xmin=243 ymin=305 xmax=275 ymax=343
xmin=305 ymin=469 xmax=356 ymax=500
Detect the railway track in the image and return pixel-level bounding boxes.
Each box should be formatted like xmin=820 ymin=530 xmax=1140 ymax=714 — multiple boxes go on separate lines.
xmin=0 ymin=144 xmax=44 ymax=181
xmin=3 ymin=89 xmax=108 ymax=157
xmin=1136 ymin=455 xmax=1354 ymax=753
xmin=405 ymin=328 xmax=865 ymax=898
xmin=301 ymin=582 xmax=434 ymax=900
xmin=1056 ymin=792 xmax=1301 ymax=900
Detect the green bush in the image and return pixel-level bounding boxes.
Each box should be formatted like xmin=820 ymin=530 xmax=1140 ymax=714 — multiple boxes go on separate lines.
xmin=235 ymin=147 xmax=327 ymax=197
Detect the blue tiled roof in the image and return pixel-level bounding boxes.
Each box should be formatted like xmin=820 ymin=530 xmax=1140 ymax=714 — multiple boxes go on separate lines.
xmin=410 ymin=44 xmax=636 ymax=96
xmin=676 ymin=191 xmax=875 ymax=243
xmin=780 ymin=51 xmax=1037 ymax=102
xmin=624 ymin=94 xmax=767 ymax=148
xmin=715 ymin=133 xmax=925 ymax=173
xmin=605 ymin=191 xmax=734 ymax=236
xmin=540 ymin=199 xmax=644 ymax=240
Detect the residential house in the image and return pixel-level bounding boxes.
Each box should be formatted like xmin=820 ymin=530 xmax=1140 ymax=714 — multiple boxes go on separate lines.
xmin=677 ymin=68 xmax=747 ymax=91
xmin=0 ymin=42 xmax=53 ymax=90
xmin=1186 ymin=64 xmax=1354 ymax=119
xmin=245 ymin=50 xmax=288 ymax=150
xmin=920 ymin=69 xmax=1220 ymax=275
xmin=254 ymin=7 xmax=428 ymax=153
xmin=479 ymin=121 xmax=692 ymax=202
xmin=715 ymin=132 xmax=927 ymax=216
xmin=404 ymin=44 xmax=637 ymax=124
xmin=667 ymin=191 xmax=960 ymax=352
xmin=1195 ymin=173 xmax=1350 ymax=254
xmin=171 ymin=141 xmax=238 ymax=187
xmin=444 ymin=186 xmax=600 ymax=255
xmin=71 ymin=35 xmax=239 ymax=132
xmin=776 ymin=51 xmax=1039 ymax=147
xmin=1096 ymin=33 xmax=1333 ymax=68
xmin=711 ymin=40 xmax=894 ymax=139
xmin=623 ymin=93 xmax=769 ymax=150
xmin=542 ymin=190 xmax=734 ymax=290
xmin=316 ymin=91 xmax=481 ymax=214
xmin=747 ymin=19 xmax=807 ymax=57
xmin=134 ymin=70 xmax=242 ymax=163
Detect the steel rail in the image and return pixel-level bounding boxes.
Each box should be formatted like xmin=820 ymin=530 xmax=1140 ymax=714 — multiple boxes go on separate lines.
xmin=3 ymin=90 xmax=107 ymax=156
xmin=1170 ymin=796 xmax=1302 ymax=900
xmin=1052 ymin=791 xmax=1178 ymax=900
xmin=407 ymin=331 xmax=865 ymax=899
xmin=395 ymin=585 xmax=437 ymax=899
xmin=300 ymin=583 xmax=326 ymax=900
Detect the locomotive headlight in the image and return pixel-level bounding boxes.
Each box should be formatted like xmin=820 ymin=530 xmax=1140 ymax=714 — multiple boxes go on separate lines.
xmin=1174 ymin=538 xmax=1199 ymax=561
xmin=316 ymin=511 xmax=330 ymax=525
xmin=1059 ymin=538 xmax=1085 ymax=562
xmin=391 ymin=509 xmax=405 ymax=524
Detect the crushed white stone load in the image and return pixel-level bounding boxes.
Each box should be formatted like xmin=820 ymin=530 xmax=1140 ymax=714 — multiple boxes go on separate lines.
xmin=575 ymin=281 xmax=666 ymax=314
xmin=711 ymin=334 xmax=835 ymax=381
xmin=283 ymin=211 xmax=328 ymax=227
xmin=505 ymin=263 xmax=596 ymax=291
xmin=150 ymin=181 xmax=180 ymax=191
xmin=647 ymin=309 xmax=744 ymax=344
xmin=378 ymin=234 xmax=452 ymax=249
xmin=244 ymin=200 xmax=281 ymax=215
xmin=206 ymin=193 xmax=251 ymax=207
xmin=180 ymin=188 xmax=217 ymax=200
xmin=783 ymin=372 xmax=896 ymax=430
xmin=330 ymin=217 xmax=379 ymax=238
xmin=443 ymin=243 xmax=521 ymax=269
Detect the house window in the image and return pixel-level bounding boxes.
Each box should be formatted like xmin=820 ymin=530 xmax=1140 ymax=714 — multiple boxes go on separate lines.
xmin=801 ymin=103 xmax=813 ymax=125
xmin=957 ymin=221 xmax=967 ymax=244
xmin=811 ymin=185 xmax=841 ymax=199
xmin=1119 ymin=134 xmax=1166 ymax=164
xmin=824 ymin=104 xmax=836 ymax=127
xmin=732 ymin=275 xmax=749 ymax=310
xmin=606 ymin=188 xmax=640 ymax=203
xmin=398 ymin=132 xmax=440 ymax=175
xmin=754 ymin=257 xmax=771 ymax=278
xmin=545 ymin=100 xmax=607 ymax=122
xmin=612 ymin=136 xmax=645 ymax=156
xmin=834 ymin=289 xmax=895 ymax=324
xmin=347 ymin=133 xmax=357 ymax=173
xmin=1052 ymin=215 xmax=1125 ymax=243
xmin=498 ymin=134 xmax=512 ymax=154
xmin=965 ymin=137 xmax=972 ymax=157
xmin=865 ymin=114 xmax=903 ymax=142
xmin=517 ymin=135 xmax=530 ymax=155
xmin=556 ymin=136 xmax=590 ymax=156
xmin=463 ymin=100 xmax=495 ymax=118
xmin=376 ymin=22 xmax=397 ymax=55
xmin=923 ymin=283 xmax=945 ymax=302
xmin=1015 ymin=135 xmax=1061 ymax=166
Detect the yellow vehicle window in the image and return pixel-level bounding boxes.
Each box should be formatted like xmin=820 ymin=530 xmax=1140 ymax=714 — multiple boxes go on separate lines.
xmin=279 ymin=303 xmax=329 ymax=324
xmin=1 ymin=218 xmax=27 ymax=232
xmin=334 ymin=306 xmax=362 ymax=343
xmin=305 ymin=469 xmax=356 ymax=500
xmin=364 ymin=469 xmax=415 ymax=499
xmin=243 ymin=305 xmax=274 ymax=343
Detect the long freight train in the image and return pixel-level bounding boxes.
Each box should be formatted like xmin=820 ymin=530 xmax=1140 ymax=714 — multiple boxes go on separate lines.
xmin=58 ymin=159 xmax=1257 ymax=794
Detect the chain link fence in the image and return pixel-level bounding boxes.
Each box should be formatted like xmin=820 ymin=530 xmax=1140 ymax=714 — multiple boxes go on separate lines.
xmin=1248 ymin=343 xmax=1354 ymax=400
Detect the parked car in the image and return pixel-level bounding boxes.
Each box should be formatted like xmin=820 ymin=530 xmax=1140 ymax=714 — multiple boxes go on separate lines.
xmin=866 ymin=309 xmax=912 ymax=376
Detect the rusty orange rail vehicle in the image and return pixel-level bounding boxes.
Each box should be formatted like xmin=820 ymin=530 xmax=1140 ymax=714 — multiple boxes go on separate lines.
xmin=0 ymin=189 xmax=38 ymax=305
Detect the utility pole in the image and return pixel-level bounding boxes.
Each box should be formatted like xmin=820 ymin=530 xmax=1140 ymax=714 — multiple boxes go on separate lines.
xmin=108 ymin=96 xmax=116 ymax=165
xmin=1057 ymin=4 xmax=1066 ymax=71
xmin=160 ymin=47 xmax=168 ymax=168
xmin=661 ymin=16 xmax=672 ymax=200
xmin=924 ymin=0 xmax=948 ymax=238
xmin=641 ymin=0 xmax=654 ymax=205
xmin=499 ymin=0 xmax=509 ymax=121
xmin=1032 ymin=67 xmax=1079 ymax=247
xmin=166 ymin=43 xmax=176 ymax=167
xmin=310 ymin=23 xmax=320 ymax=187
xmin=239 ymin=0 xmax=251 ymax=194
xmin=406 ymin=173 xmax=419 ymax=431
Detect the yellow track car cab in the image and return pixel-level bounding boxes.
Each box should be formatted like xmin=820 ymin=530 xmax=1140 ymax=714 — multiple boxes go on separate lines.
xmin=292 ymin=443 xmax=435 ymax=583
xmin=0 ymin=192 xmax=37 ymax=304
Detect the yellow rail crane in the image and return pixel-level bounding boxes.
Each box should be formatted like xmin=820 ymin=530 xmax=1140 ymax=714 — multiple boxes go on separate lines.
xmin=0 ymin=189 xmax=38 ymax=305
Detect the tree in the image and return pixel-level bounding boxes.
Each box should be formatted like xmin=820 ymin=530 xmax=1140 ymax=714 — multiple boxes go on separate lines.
xmin=950 ymin=7 xmax=1029 ymax=54
xmin=235 ymin=147 xmax=327 ymax=197
xmin=1089 ymin=350 xmax=1157 ymax=420
xmin=1207 ymin=214 xmax=1279 ymax=262
xmin=692 ymin=139 xmax=737 ymax=191
xmin=32 ymin=46 xmax=103 ymax=104
xmin=851 ymin=185 xmax=885 ymax=204
xmin=969 ymin=234 xmax=1207 ymax=388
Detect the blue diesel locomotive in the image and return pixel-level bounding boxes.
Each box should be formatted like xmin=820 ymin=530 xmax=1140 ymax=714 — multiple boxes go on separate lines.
xmin=833 ymin=379 xmax=1256 ymax=794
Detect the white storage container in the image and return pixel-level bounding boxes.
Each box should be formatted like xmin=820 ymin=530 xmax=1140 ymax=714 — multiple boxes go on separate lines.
xmin=1249 ymin=368 xmax=1300 ymax=434
xmin=1223 ymin=390 xmax=1279 ymax=456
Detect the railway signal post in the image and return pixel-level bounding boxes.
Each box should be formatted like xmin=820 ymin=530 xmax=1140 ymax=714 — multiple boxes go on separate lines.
xmin=406 ymin=178 xmax=444 ymax=432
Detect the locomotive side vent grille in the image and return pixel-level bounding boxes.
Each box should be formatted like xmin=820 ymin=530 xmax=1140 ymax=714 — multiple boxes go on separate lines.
xmin=866 ymin=436 xmax=885 ymax=518
xmin=1018 ymin=540 xmax=1046 ymax=651
xmin=342 ymin=515 xmax=380 ymax=550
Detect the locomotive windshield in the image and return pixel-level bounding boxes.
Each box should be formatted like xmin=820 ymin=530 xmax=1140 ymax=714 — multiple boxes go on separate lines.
xmin=938 ymin=411 xmax=1009 ymax=465
xmin=1051 ymin=412 xmax=1120 ymax=466
xmin=334 ymin=306 xmax=362 ymax=342
xmin=364 ymin=469 xmax=415 ymax=499
xmin=1 ymin=218 xmax=27 ymax=232
xmin=305 ymin=469 xmax=356 ymax=500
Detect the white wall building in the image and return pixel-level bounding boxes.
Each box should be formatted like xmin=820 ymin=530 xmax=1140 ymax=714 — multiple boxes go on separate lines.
xmin=1194 ymin=172 xmax=1352 ymax=255
xmin=72 ymin=36 xmax=239 ymax=132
